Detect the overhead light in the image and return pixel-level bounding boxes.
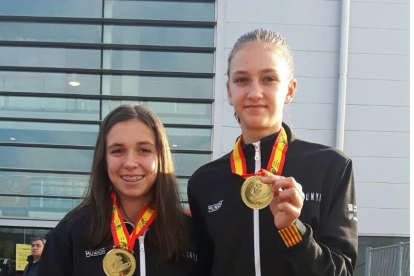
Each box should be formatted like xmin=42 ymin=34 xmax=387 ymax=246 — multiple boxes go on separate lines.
xmin=10 ymin=137 xmax=16 ymax=141
xmin=69 ymin=81 xmax=81 ymax=87
xmin=68 ymin=73 xmax=81 ymax=87
xmin=172 ymin=144 xmax=178 ymax=147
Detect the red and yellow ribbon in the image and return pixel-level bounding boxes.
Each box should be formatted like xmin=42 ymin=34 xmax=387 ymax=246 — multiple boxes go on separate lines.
xmin=110 ymin=192 xmax=156 ymax=252
xmin=230 ymin=127 xmax=288 ymax=179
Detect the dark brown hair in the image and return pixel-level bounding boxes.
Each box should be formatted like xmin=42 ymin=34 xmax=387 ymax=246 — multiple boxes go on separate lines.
xmin=69 ymin=104 xmax=185 ymax=260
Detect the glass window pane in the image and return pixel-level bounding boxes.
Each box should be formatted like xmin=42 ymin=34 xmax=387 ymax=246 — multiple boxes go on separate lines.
xmin=0 ymin=96 xmax=100 ymax=121
xmin=0 ymin=0 xmax=102 ymax=18
xmin=0 ymin=195 xmax=81 ymax=220
xmin=0 ymin=171 xmax=88 ymax=197
xmin=177 ymin=178 xmax=189 ymax=202
xmin=104 ymin=25 xmax=214 ymax=47
xmin=0 ymin=22 xmax=102 ymax=43
xmin=0 ymin=72 xmax=100 ymax=95
xmin=0 ymin=47 xmax=101 ymax=69
xmin=104 ymin=1 xmax=214 ymax=21
xmin=103 ymin=50 xmax=213 ymax=73
xmin=166 ymin=128 xmax=211 ymax=151
xmin=173 ymin=153 xmax=210 ymax=177
xmin=0 ymin=121 xmax=98 ymax=146
xmin=102 ymin=100 xmax=212 ymax=125
xmin=102 ymin=75 xmax=212 ymax=99
xmin=0 ymin=146 xmax=93 ymax=172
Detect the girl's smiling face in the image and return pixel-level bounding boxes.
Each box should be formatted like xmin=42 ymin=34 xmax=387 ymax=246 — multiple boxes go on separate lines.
xmin=106 ymin=119 xmax=158 ymax=204
xmin=227 ymin=41 xmax=296 ymax=143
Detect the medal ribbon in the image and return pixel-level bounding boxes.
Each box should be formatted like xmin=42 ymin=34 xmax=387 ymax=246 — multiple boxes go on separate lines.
xmin=230 ymin=127 xmax=288 ymax=178
xmin=110 ymin=192 xmax=156 ymax=252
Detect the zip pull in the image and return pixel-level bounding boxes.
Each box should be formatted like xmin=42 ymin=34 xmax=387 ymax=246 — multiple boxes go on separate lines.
xmin=139 ymin=236 xmax=145 ymax=251
xmin=252 ymin=141 xmax=261 ymax=173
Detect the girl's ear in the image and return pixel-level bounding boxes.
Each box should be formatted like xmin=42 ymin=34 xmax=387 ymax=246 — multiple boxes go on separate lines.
xmin=285 ymin=78 xmax=297 ymax=105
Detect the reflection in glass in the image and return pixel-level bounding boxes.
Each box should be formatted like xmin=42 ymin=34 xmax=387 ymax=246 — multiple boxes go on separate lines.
xmin=0 ymin=195 xmax=81 ymax=220
xmin=166 ymin=128 xmax=211 ymax=151
xmin=0 ymin=146 xmax=93 ymax=172
xmin=0 ymin=22 xmax=102 ymax=43
xmin=0 ymin=0 xmax=102 ymax=18
xmin=0 ymin=72 xmax=100 ymax=95
xmin=0 ymin=47 xmax=101 ymax=69
xmin=103 ymin=50 xmax=213 ymax=73
xmin=102 ymin=100 xmax=212 ymax=125
xmin=102 ymin=75 xmax=212 ymax=99
xmin=0 ymin=171 xmax=88 ymax=197
xmin=104 ymin=1 xmax=214 ymax=21
xmin=0 ymin=121 xmax=98 ymax=146
xmin=173 ymin=153 xmax=210 ymax=177
xmin=104 ymin=25 xmax=214 ymax=47
xmin=0 ymin=96 xmax=100 ymax=121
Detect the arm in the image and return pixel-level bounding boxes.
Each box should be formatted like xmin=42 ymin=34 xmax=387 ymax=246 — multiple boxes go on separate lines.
xmin=37 ymin=227 xmax=73 ymax=276
xmin=263 ymin=159 xmax=357 ymax=275
xmin=187 ymin=179 xmax=214 ymax=276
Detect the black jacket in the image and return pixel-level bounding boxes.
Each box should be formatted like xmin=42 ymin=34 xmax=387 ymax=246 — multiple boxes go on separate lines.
xmin=188 ymin=123 xmax=357 ymax=276
xmin=22 ymin=255 xmax=39 ymax=276
xmin=38 ymin=206 xmax=197 ymax=276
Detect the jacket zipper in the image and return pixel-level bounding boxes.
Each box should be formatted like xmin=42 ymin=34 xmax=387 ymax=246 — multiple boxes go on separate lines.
xmin=138 ymin=229 xmax=149 ymax=276
xmin=252 ymin=141 xmax=262 ymax=276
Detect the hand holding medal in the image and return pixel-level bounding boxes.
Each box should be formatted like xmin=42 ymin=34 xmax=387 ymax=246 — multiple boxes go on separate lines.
xmin=260 ymin=174 xmax=305 ymax=230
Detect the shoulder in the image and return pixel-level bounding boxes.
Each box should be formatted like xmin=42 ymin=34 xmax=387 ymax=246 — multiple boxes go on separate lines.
xmin=49 ymin=205 xmax=92 ymax=241
xmin=290 ymin=138 xmax=351 ymax=166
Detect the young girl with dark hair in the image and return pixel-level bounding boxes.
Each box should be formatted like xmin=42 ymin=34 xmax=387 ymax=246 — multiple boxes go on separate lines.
xmin=39 ymin=104 xmax=197 ymax=276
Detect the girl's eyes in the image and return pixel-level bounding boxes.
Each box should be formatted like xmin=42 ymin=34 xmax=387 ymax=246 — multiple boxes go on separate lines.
xmin=111 ymin=149 xmax=123 ymax=154
xmin=233 ymin=76 xmax=278 ymax=83
xmin=264 ymin=76 xmax=277 ymax=82
xmin=110 ymin=148 xmax=151 ymax=154
xmin=234 ymin=77 xmax=248 ymax=83
xmin=139 ymin=148 xmax=151 ymax=154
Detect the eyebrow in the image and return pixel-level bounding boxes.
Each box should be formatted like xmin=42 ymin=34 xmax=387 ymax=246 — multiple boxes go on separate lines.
xmin=107 ymin=141 xmax=155 ymax=149
xmin=232 ymin=68 xmax=279 ymax=75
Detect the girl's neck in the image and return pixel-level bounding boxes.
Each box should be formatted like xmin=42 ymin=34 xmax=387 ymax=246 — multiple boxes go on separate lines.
xmin=241 ymin=123 xmax=281 ymax=144
xmin=118 ymin=194 xmax=152 ymax=224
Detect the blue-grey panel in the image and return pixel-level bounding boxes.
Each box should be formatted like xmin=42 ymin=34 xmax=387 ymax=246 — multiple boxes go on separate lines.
xmin=348 ymin=54 xmax=409 ymax=81
xmin=350 ymin=2 xmax=409 ymax=29
xmin=344 ymin=131 xmax=409 ymax=158
xmin=345 ymin=105 xmax=409 ymax=132
xmin=352 ymin=157 xmax=409 ymax=184
xmin=349 ymin=28 xmax=409 ymax=55
xmin=347 ymin=79 xmax=409 ymax=107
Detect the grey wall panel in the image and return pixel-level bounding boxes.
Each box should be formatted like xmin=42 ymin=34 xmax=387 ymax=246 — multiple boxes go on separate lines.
xmin=226 ymin=0 xmax=340 ymax=26
xmin=345 ymin=105 xmax=409 ymax=132
xmin=352 ymin=156 xmax=409 ymax=183
xmin=356 ymin=183 xmax=409 ymax=209
xmin=285 ymin=102 xmax=336 ymax=130
xmin=295 ymin=51 xmax=339 ymax=78
xmin=349 ymin=28 xmax=409 ymax=55
xmin=350 ymin=2 xmax=409 ymax=29
xmin=348 ymin=54 xmax=409 ymax=81
xmin=290 ymin=128 xmax=335 ymax=147
xmin=347 ymin=79 xmax=409 ymax=107
xmin=358 ymin=208 xmax=409 ymax=236
xmin=225 ymin=23 xmax=340 ymax=52
xmin=222 ymin=101 xmax=238 ymax=128
xmin=294 ymin=77 xmax=337 ymax=104
xmin=351 ymin=0 xmax=409 ymax=3
xmin=344 ymin=131 xmax=409 ymax=158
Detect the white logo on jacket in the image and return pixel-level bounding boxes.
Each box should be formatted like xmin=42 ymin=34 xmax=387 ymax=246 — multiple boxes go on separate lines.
xmin=85 ymin=247 xmax=106 ymax=258
xmin=208 ymin=200 xmax=223 ymax=213
xmin=304 ymin=192 xmax=322 ymax=202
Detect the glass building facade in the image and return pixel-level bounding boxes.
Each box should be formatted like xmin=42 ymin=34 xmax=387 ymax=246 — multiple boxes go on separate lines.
xmin=0 ymin=1 xmax=215 ymax=274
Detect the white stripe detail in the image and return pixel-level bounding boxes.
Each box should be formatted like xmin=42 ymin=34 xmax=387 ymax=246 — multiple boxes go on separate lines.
xmin=139 ymin=229 xmax=149 ymax=276
xmin=252 ymin=141 xmax=262 ymax=276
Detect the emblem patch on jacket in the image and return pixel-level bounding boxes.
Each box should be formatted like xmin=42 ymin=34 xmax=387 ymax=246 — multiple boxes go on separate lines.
xmin=85 ymin=247 xmax=106 ymax=258
xmin=208 ymin=200 xmax=223 ymax=213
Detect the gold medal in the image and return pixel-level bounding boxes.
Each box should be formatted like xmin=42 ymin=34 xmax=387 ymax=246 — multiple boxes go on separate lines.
xmin=241 ymin=175 xmax=273 ymax=210
xmin=103 ymin=248 xmax=136 ymax=276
